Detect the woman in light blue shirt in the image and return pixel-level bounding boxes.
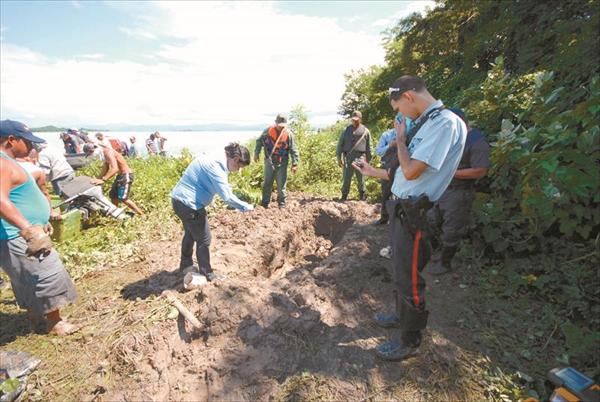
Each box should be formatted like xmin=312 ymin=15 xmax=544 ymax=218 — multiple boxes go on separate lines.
xmin=171 ymin=143 xmax=253 ymax=281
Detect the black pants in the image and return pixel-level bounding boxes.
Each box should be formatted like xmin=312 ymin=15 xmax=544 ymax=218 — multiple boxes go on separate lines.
xmin=379 ymin=178 xmax=392 ymax=221
xmin=172 ymin=198 xmax=212 ymax=273
xmin=387 ymin=199 xmax=430 ymax=331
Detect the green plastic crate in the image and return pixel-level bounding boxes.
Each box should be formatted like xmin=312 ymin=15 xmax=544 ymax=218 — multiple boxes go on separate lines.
xmin=50 ymin=209 xmax=82 ymax=242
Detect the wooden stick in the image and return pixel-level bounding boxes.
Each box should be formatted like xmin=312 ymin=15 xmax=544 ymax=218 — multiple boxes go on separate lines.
xmin=162 ymin=290 xmax=202 ymax=330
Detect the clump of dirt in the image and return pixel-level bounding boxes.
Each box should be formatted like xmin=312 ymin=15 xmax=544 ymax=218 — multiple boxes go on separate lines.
xmin=65 ymin=194 xmax=488 ymax=401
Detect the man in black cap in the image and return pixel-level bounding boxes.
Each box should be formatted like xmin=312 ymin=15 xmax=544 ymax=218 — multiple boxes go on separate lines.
xmin=254 ymin=113 xmax=300 ymax=208
xmin=427 ymin=108 xmax=490 ymax=275
xmin=0 ymin=120 xmax=79 ymax=335
xmin=336 ymin=110 xmax=372 ymax=201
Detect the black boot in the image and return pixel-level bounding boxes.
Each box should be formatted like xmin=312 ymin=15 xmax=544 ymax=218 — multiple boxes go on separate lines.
xmin=432 ymin=246 xmax=457 ymax=275
xmin=373 ymin=217 xmax=388 ymax=225
xmin=427 ymin=258 xmax=449 ymax=275
xmin=375 ymin=331 xmax=422 ymax=361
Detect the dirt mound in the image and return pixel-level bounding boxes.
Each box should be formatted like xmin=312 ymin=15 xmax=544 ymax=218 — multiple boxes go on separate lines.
xmin=88 ymin=195 xmax=487 ymax=402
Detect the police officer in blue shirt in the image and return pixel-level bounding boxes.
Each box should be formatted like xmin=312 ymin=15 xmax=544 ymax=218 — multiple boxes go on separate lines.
xmin=374 ymin=117 xmax=413 ymax=225
xmin=353 ymin=75 xmax=467 ymax=361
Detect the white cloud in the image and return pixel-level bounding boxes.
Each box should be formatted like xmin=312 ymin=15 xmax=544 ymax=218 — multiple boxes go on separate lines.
xmin=0 ymin=1 xmax=431 ymax=127
xmin=119 ymin=26 xmax=157 ymax=40
xmin=79 ymin=53 xmax=104 ymax=60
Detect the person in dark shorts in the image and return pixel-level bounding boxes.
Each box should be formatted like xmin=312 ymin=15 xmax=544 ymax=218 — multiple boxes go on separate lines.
xmin=1 ymin=120 xmax=79 ymax=335
xmin=83 ymin=143 xmax=143 ymax=216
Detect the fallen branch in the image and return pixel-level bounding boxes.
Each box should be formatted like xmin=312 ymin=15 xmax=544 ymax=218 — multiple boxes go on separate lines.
xmin=162 ymin=290 xmax=203 ymax=330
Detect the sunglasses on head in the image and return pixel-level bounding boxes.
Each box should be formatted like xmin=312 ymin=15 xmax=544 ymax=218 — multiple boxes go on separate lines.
xmin=388 ymin=87 xmax=416 ymax=96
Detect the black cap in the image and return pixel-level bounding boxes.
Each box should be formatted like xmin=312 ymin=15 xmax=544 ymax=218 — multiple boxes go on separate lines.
xmin=275 ymin=113 xmax=288 ymax=127
xmin=351 ymin=110 xmax=362 ymax=121
xmin=83 ymin=143 xmax=97 ymax=154
xmin=0 ymin=120 xmax=45 ymax=143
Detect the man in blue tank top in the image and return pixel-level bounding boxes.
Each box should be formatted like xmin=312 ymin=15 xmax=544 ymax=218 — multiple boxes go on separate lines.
xmin=0 ymin=120 xmax=79 ymax=335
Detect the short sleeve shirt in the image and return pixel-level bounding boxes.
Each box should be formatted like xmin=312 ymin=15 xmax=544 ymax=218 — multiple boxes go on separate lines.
xmin=38 ymin=146 xmax=74 ymax=181
xmin=391 ymin=101 xmax=467 ymax=202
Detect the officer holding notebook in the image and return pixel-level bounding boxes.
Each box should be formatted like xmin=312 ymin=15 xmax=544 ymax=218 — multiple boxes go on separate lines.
xmin=352 ymin=75 xmax=467 ymax=361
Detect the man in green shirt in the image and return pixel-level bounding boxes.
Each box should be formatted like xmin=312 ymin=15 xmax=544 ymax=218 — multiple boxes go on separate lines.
xmin=336 ymin=111 xmax=372 ymax=201
xmin=254 ymin=114 xmax=300 ymax=208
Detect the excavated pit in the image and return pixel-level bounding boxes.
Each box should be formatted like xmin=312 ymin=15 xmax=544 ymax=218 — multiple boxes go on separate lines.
xmin=257 ymin=204 xmax=355 ymax=277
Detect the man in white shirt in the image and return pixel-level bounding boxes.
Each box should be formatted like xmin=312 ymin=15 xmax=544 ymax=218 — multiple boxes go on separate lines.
xmin=37 ymin=143 xmax=75 ymax=197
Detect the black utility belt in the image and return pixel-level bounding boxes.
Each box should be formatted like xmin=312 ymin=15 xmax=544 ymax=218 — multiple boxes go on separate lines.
xmin=392 ymin=195 xmax=433 ymax=233
xmin=447 ymin=183 xmax=474 ymax=190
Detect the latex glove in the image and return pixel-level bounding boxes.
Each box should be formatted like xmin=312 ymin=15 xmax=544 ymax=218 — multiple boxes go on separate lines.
xmin=20 ymin=225 xmax=53 ymax=258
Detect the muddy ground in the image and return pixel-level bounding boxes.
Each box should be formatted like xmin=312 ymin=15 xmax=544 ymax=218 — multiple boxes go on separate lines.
xmin=1 ymin=194 xmax=493 ymax=401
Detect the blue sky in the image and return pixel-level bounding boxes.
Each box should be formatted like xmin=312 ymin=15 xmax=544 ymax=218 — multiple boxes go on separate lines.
xmin=0 ymin=1 xmax=435 ymax=127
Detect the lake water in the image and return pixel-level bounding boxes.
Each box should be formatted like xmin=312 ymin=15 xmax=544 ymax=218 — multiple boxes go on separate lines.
xmin=34 ymin=131 xmax=261 ymax=159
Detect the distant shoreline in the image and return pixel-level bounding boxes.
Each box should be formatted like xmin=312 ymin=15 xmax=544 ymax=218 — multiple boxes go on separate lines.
xmin=31 ymin=125 xmax=268 ymax=133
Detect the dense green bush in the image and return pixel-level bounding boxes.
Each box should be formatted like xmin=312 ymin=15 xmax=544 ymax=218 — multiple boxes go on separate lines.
xmin=464 ymin=62 xmax=600 ymax=253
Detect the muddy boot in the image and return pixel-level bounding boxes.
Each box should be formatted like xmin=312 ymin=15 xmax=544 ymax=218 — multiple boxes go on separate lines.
xmin=374 ymin=290 xmax=401 ymax=327
xmin=180 ymin=265 xmax=199 ymax=275
xmin=427 ymin=258 xmax=449 ymax=275
xmin=429 ymin=246 xmax=457 ymax=276
xmin=373 ymin=312 xmax=400 ymax=328
xmin=373 ymin=217 xmax=388 ymax=225
xmin=205 ymin=272 xmax=225 ymax=282
xmin=375 ymin=331 xmax=422 ymax=361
